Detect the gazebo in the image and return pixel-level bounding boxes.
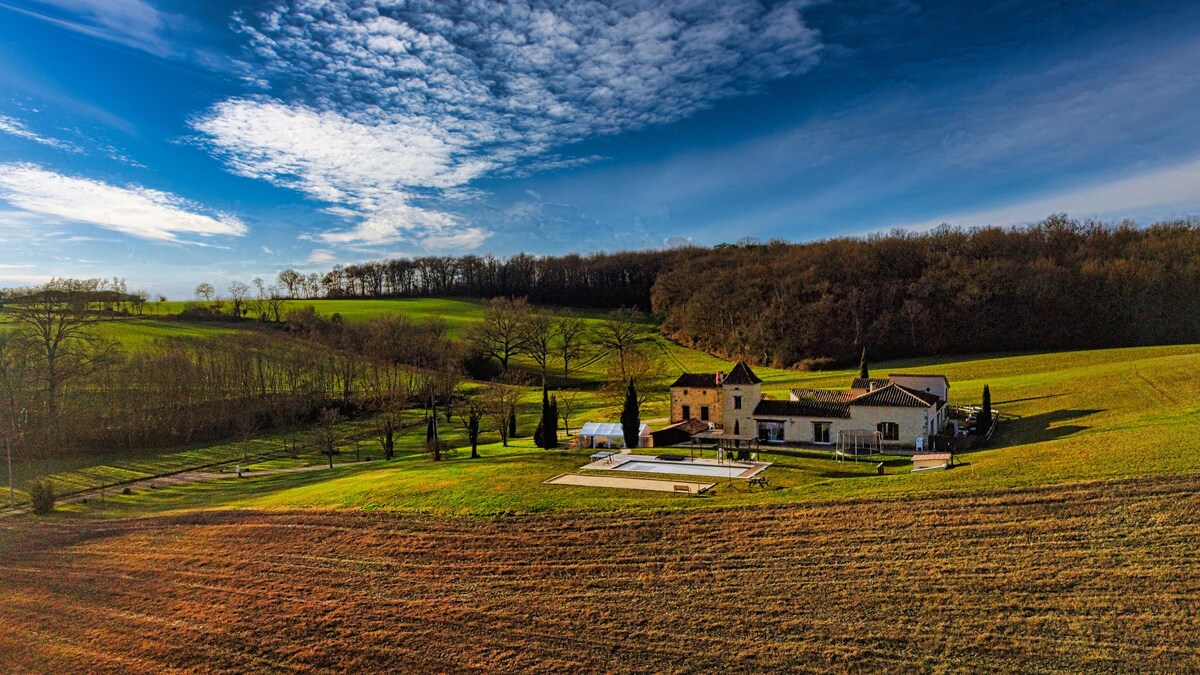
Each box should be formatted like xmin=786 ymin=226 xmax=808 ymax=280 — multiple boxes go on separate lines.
xmin=578 ymin=422 xmax=650 ymax=449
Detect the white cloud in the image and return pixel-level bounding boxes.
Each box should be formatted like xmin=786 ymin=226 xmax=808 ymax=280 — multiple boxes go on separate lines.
xmin=194 ymin=0 xmax=823 ymax=248
xmin=0 ymin=114 xmax=81 ymax=152
xmin=307 ymin=249 xmax=335 ymax=263
xmin=895 ymin=157 xmax=1200 ymax=231
xmin=0 ymin=163 xmax=247 ymax=243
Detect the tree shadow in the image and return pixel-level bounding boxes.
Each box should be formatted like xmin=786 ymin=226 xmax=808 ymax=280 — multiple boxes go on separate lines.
xmin=992 ymin=408 xmax=1105 ymax=447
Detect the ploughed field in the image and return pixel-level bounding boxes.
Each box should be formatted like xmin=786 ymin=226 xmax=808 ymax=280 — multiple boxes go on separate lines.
xmin=3 ymin=474 xmax=1199 ymax=673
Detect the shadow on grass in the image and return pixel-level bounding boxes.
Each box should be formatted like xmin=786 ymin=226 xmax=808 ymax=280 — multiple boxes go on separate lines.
xmin=993 ymin=408 xmax=1105 ymax=447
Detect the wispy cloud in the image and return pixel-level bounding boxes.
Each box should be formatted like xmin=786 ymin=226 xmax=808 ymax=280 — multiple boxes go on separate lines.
xmin=0 ymin=0 xmax=174 ymax=56
xmin=0 ymin=163 xmax=246 ymax=243
xmin=0 ymin=114 xmax=82 ymax=152
xmin=194 ymin=0 xmax=823 ymax=249
xmin=894 ymin=157 xmax=1200 ymax=231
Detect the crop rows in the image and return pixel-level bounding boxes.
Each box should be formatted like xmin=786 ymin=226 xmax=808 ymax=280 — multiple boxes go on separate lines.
xmin=2 ymin=475 xmax=1199 ymax=672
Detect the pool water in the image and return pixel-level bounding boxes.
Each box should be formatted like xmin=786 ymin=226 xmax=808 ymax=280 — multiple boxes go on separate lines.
xmin=611 ymin=459 xmax=755 ymax=478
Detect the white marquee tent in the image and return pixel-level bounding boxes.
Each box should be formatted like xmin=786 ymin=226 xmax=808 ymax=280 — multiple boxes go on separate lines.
xmin=578 ymin=422 xmax=651 ymax=448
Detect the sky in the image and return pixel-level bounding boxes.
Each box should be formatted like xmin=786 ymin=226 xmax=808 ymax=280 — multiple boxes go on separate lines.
xmin=1 ymin=0 xmax=1199 ymax=298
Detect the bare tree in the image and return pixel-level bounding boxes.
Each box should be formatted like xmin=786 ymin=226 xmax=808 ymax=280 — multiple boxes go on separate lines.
xmin=467 ymin=297 xmax=530 ymax=371
xmin=376 ymin=406 xmax=400 ymax=460
xmin=456 ymin=396 xmax=486 ymax=459
xmin=277 ymin=268 xmax=303 ymax=298
xmin=6 ymin=278 xmax=121 ymax=415
xmin=195 ymin=282 xmax=214 ymax=302
xmin=481 ymin=370 xmax=527 ymax=447
xmin=596 ymin=307 xmax=643 ymax=379
xmin=264 ymin=285 xmax=287 ymax=323
xmin=228 ymin=281 xmax=251 ymax=318
xmin=553 ymin=312 xmax=591 ymax=383
xmin=557 ymin=390 xmax=582 ymax=437
xmin=601 ymin=346 xmax=662 ymax=409
xmin=316 ymin=407 xmax=342 ymax=469
xmin=519 ymin=310 xmax=555 ymax=379
xmin=305 ymin=273 xmax=321 ymax=299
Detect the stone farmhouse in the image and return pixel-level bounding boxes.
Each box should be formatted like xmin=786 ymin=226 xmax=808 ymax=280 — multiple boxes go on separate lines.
xmin=669 ymin=362 xmax=950 ymax=450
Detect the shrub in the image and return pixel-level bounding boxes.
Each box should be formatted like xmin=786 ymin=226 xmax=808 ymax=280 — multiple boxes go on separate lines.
xmin=122 ymin=487 xmax=132 ymax=495
xmin=29 ymin=480 xmax=55 ymax=515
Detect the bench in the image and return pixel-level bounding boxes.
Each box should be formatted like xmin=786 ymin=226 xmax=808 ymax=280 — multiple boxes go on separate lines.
xmin=673 ymin=484 xmax=692 ymax=494
xmin=748 ymin=476 xmax=769 ymax=488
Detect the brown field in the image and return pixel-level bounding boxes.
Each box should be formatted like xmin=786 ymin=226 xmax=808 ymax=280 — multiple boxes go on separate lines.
xmin=3 ymin=475 xmax=1199 ymax=673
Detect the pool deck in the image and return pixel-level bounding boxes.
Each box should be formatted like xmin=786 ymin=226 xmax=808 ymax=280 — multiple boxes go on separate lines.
xmin=580 ymin=452 xmax=770 ymax=479
xmin=544 ymin=473 xmax=715 ymax=494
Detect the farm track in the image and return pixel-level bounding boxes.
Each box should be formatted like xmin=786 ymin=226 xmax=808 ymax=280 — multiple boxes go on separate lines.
xmin=2 ymin=474 xmax=1200 ymax=673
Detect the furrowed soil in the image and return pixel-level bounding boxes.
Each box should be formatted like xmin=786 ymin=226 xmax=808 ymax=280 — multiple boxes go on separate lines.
xmin=3 ymin=475 xmax=1199 ymax=673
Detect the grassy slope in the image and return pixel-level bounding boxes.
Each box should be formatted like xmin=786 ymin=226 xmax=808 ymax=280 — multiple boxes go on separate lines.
xmin=9 ymin=297 xmax=1200 ymax=517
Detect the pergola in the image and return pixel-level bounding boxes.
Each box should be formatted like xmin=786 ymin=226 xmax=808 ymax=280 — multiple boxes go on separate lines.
xmin=691 ymin=430 xmax=760 ymax=461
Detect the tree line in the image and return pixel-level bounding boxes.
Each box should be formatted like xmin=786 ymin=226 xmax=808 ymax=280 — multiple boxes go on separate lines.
xmin=0 ymin=280 xmax=462 ymax=462
xmin=652 ymin=216 xmax=1200 ymax=366
xmin=291 ymin=250 xmax=670 ymax=310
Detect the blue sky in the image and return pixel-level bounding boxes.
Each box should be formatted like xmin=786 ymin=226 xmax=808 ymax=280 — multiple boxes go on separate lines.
xmin=1 ymin=0 xmax=1199 ymax=298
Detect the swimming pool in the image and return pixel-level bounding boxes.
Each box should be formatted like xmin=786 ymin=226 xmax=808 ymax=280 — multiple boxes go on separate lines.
xmin=611 ymin=459 xmax=760 ymax=478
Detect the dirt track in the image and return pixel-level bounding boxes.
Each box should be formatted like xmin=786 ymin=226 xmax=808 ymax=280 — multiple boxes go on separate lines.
xmin=2 ymin=474 xmax=1199 ymax=673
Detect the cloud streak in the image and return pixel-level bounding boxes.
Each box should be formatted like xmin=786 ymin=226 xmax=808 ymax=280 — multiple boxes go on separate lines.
xmin=895 ymin=157 xmax=1200 ymax=232
xmin=194 ymin=0 xmax=823 ymax=249
xmin=0 ymin=114 xmax=82 ymax=152
xmin=0 ymin=163 xmax=246 ymax=243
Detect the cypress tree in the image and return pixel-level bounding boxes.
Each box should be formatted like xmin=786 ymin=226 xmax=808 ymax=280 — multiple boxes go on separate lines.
xmin=549 ymin=394 xmax=559 ymax=447
xmin=859 ymin=347 xmax=869 ymax=380
xmin=621 ymin=378 xmax=640 ymax=449
xmin=976 ymin=385 xmax=993 ymax=436
xmin=425 ymin=415 xmax=435 ymax=442
xmin=508 ymin=408 xmax=517 ymax=439
xmin=537 ymin=381 xmax=551 ymax=449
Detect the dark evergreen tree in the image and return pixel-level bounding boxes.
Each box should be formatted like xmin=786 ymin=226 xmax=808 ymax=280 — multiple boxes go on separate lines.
xmin=549 ymin=394 xmax=559 ymax=446
xmin=426 ymin=416 xmax=435 ymax=442
xmin=508 ymin=408 xmax=517 ymax=439
xmin=621 ymin=378 xmax=640 ymax=449
xmin=976 ymin=384 xmax=993 ymax=436
xmin=536 ymin=381 xmax=551 ymax=449
xmin=859 ymin=347 xmax=869 ymax=380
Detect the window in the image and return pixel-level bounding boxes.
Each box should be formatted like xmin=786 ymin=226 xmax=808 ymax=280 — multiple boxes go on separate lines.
xmin=877 ymin=422 xmax=900 ymax=441
xmin=733 ymin=395 xmax=742 ymax=410
xmin=758 ymin=421 xmax=785 ymax=443
xmin=733 ymin=420 xmax=740 ymax=435
xmin=682 ymin=405 xmax=691 ymax=420
xmin=812 ymin=422 xmax=831 ymax=444
xmin=700 ymin=406 xmax=710 ymax=421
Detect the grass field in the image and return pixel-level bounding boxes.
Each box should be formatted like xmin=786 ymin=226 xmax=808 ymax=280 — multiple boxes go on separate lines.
xmin=3 ymin=474 xmax=1198 ymax=672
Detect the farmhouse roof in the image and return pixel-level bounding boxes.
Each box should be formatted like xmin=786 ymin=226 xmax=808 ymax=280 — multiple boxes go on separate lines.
xmin=888 ymin=373 xmax=950 ymax=384
xmin=669 ymin=373 xmax=721 ymax=388
xmin=850 ymin=377 xmax=891 ymax=390
xmin=753 ymin=399 xmax=851 ymax=419
xmin=849 ymin=383 xmax=940 ymax=408
xmin=723 ymin=361 xmax=763 ymax=385
xmin=790 ymin=388 xmax=855 ymax=403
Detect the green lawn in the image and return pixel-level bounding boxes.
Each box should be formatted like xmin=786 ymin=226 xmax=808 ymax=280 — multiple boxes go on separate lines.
xmin=8 ymin=295 xmax=1200 ymax=520
xmin=30 ymin=340 xmax=1198 ymax=519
